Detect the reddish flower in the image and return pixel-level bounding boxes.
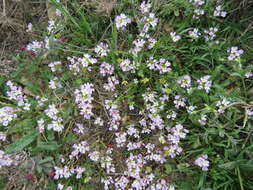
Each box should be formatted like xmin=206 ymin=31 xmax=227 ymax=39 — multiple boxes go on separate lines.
xmin=29 ymin=51 xmax=37 ymax=57
xmin=59 ymin=36 xmax=67 ymax=43
xmin=48 ymin=171 xmax=55 ymax=178
xmin=18 ymin=45 xmax=27 ymax=51
xmin=25 ymin=173 xmax=34 ymax=180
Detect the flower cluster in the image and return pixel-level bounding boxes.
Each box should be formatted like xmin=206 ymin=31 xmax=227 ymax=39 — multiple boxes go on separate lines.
xmin=246 ymin=108 xmax=253 ymax=116
xmin=227 ymin=46 xmax=244 ymax=61
xmin=103 ymin=76 xmax=119 ymax=91
xmin=0 ymin=107 xmax=18 ymax=126
xmin=190 ymin=0 xmax=205 ymax=19
xmin=143 ymin=91 xmax=166 ymax=131
xmin=68 ymin=54 xmax=97 ymax=74
xmin=48 ymin=61 xmax=62 ymax=72
xmin=198 ymin=114 xmax=207 ymax=125
xmin=174 ymin=95 xmax=186 ymax=109
xmin=0 ymin=150 xmax=16 ymax=169
xmin=26 ymin=23 xmax=33 ymax=32
xmin=37 ymin=118 xmax=45 ymax=133
xmin=105 ymin=100 xmax=121 ymax=130
xmin=45 ymin=104 xmax=64 ymax=132
xmin=94 ymin=42 xmax=109 ymax=57
xmin=120 ymin=59 xmax=136 ymax=72
xmin=177 ymin=75 xmax=192 ymax=88
xmin=147 ymin=57 xmax=172 ymax=74
xmin=6 ymin=81 xmax=31 ymax=110
xmin=99 ymin=62 xmax=114 ymax=76
xmin=197 ymin=75 xmax=212 ymax=93
xmin=74 ymin=83 xmax=95 ymax=119
xmin=49 ymin=77 xmax=62 ymax=89
xmin=36 ymin=96 xmax=48 ymax=107
xmin=213 ymin=5 xmax=227 ymax=17
xmin=204 ymin=27 xmax=218 ymax=41
xmin=7 ymin=0 xmax=250 ymax=189
xmin=26 ymin=40 xmax=44 ymax=53
xmin=129 ymin=1 xmax=158 ymax=55
xmin=165 ymin=124 xmax=189 ymax=158
xmin=57 ymin=184 xmax=72 ymax=190
xmin=47 ymin=19 xmax=57 ymax=33
xmin=115 ymin=13 xmax=132 ymax=30
xmin=194 ymin=154 xmax=210 ymax=171
xmin=70 ymin=141 xmax=90 ymax=159
xmin=189 ymin=28 xmax=201 ymax=39
xmin=216 ymin=98 xmax=231 ymax=113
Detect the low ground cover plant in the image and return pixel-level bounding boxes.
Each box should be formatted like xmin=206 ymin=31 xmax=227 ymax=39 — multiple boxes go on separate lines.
xmin=0 ymin=0 xmax=253 ymax=189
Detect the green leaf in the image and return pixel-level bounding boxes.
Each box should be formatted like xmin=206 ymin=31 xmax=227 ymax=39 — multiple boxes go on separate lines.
xmin=174 ymin=9 xmax=179 ymax=17
xmin=36 ymin=141 xmax=60 ymax=151
xmin=112 ymin=24 xmax=118 ymax=50
xmin=0 ymin=75 xmax=7 ymax=87
xmin=9 ymin=118 xmax=36 ymax=133
xmin=6 ymin=131 xmax=39 ymax=154
xmin=165 ymin=163 xmax=173 ymax=174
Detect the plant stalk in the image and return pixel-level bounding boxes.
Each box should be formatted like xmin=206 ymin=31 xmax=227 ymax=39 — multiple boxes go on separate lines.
xmin=2 ymin=0 xmax=6 ymax=16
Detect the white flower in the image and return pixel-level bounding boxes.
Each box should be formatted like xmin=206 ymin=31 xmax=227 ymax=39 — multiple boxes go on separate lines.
xmin=89 ymin=151 xmax=100 ymax=162
xmin=198 ymin=114 xmax=207 ymax=125
xmin=0 ymin=133 xmax=6 ymax=141
xmin=57 ymin=184 xmax=64 ymax=190
xmin=170 ymin=32 xmax=181 ymax=42
xmin=26 ymin=40 xmax=44 ymax=53
xmin=187 ymin=105 xmax=197 ymax=114
xmin=140 ymin=1 xmax=151 ymax=14
xmin=214 ymin=5 xmax=227 ymax=17
xmin=197 ymin=75 xmax=212 ymax=93
xmin=194 ymin=154 xmax=210 ymax=171
xmin=48 ymin=61 xmax=61 ymax=72
xmin=49 ymin=77 xmax=62 ymax=89
xmin=227 ymin=46 xmax=244 ymax=61
xmin=216 ymin=98 xmax=230 ymax=113
xmin=26 ymin=23 xmax=33 ymax=32
xmin=0 ymin=107 xmax=18 ymax=126
xmin=120 ymin=59 xmax=136 ymax=72
xmin=47 ymin=118 xmax=64 ymax=132
xmin=45 ymin=104 xmax=59 ymax=120
xmin=146 ymin=13 xmax=158 ymax=28
xmin=177 ymin=75 xmax=191 ymax=88
xmin=54 ymin=166 xmax=73 ymax=179
xmin=115 ymin=13 xmax=132 ymax=30
xmin=47 ymin=19 xmax=56 ymax=33
xmin=37 ymin=118 xmax=45 ymax=133
xmin=245 ymin=72 xmax=253 ymax=78
xmin=94 ymin=42 xmax=109 ymax=57
xmin=75 ymin=167 xmax=85 ymax=179
xmin=204 ymin=27 xmax=218 ymax=41
xmin=246 ymin=108 xmax=253 ymax=116
xmin=94 ymin=117 xmax=104 ymax=126
xmin=189 ymin=28 xmax=201 ymax=39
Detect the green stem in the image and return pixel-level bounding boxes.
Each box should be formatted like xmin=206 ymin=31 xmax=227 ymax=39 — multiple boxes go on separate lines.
xmin=242 ymin=77 xmax=247 ymax=98
xmin=237 ymin=167 xmax=244 ymax=190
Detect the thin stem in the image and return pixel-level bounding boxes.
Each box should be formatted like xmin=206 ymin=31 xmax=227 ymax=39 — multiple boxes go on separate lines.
xmin=237 ymin=167 xmax=244 ymax=190
xmin=2 ymin=0 xmax=6 ymax=16
xmin=242 ymin=77 xmax=247 ymax=98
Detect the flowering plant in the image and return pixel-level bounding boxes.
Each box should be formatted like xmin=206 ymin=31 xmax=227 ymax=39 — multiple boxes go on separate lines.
xmin=0 ymin=0 xmax=253 ymax=189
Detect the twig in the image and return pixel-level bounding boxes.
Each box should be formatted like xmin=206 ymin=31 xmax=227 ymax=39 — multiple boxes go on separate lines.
xmin=242 ymin=127 xmax=253 ymax=149
xmin=242 ymin=107 xmax=248 ymax=128
xmin=2 ymin=0 xmax=6 ymax=17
